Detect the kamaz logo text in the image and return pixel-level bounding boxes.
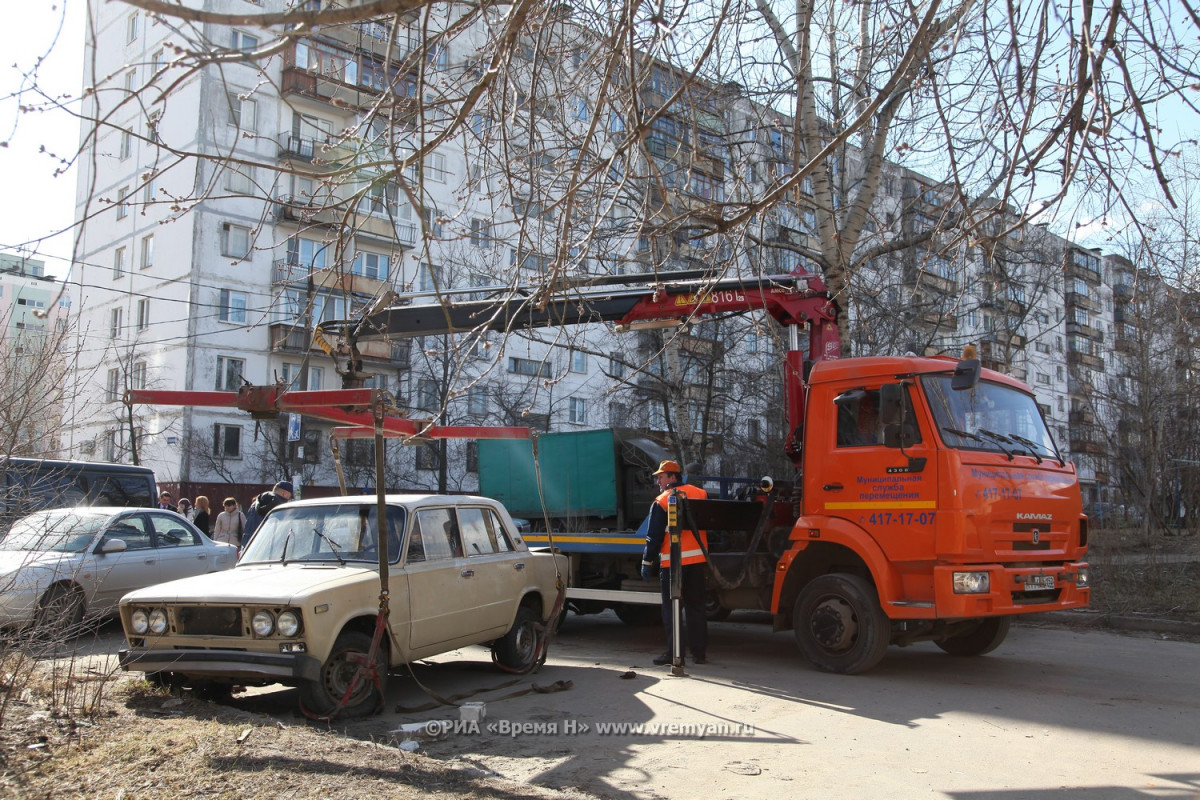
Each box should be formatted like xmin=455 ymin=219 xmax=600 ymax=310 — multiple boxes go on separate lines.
xmin=1016 ymin=513 xmax=1053 ymax=521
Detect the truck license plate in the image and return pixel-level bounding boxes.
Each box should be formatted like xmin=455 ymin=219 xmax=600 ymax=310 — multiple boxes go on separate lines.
xmin=1024 ymin=575 xmax=1055 ymax=591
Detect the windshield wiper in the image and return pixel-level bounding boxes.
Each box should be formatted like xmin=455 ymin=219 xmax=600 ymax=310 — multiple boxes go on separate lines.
xmin=310 ymin=527 xmax=347 ymax=565
xmin=976 ymin=428 xmax=1019 ymax=461
xmin=279 ymin=528 xmax=294 ymax=566
xmin=1005 ymin=433 xmax=1065 ymax=466
xmin=944 ymin=427 xmax=1014 ymax=460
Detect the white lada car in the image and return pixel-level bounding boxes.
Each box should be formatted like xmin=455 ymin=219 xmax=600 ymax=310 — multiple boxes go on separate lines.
xmin=118 ymin=494 xmax=565 ymax=717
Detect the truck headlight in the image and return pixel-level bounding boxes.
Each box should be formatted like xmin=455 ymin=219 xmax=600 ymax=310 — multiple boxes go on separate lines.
xmin=952 ymin=571 xmax=990 ymax=594
xmin=252 ymin=610 xmax=276 ymax=637
xmin=148 ymin=608 xmax=169 ymax=635
xmin=1076 ymin=567 xmax=1090 ymax=588
xmin=130 ymin=609 xmax=149 ymax=635
xmin=277 ymin=610 xmax=301 ymax=638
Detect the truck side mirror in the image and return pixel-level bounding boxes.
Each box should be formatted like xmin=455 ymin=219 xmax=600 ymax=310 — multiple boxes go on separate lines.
xmin=879 ymin=384 xmax=903 ymax=425
xmin=952 ymin=358 xmax=981 ymax=390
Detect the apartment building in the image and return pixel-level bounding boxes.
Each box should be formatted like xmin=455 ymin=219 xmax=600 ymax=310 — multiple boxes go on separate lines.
xmin=63 ymin=1 xmax=1135 ymax=506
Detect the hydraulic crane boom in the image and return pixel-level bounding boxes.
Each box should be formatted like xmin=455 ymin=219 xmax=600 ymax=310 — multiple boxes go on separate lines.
xmin=332 ymin=269 xmax=842 ymax=462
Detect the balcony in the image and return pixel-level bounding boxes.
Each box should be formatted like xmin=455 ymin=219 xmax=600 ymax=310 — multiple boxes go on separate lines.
xmin=272 ymin=260 xmax=388 ymax=297
xmin=1069 ymin=427 xmax=1107 ymax=456
xmin=1112 ymin=281 xmax=1134 ymax=299
xmin=1066 ymin=253 xmax=1103 ymax=285
xmin=903 ymin=265 xmax=958 ymax=296
xmin=281 ymin=66 xmax=369 ymax=110
xmin=1069 ymin=409 xmax=1095 ymax=425
xmin=1067 ymin=350 xmax=1105 ymax=371
xmin=1065 ymin=291 xmax=1099 ymax=312
xmin=269 ymin=323 xmax=314 ymax=355
xmin=1066 ymin=320 xmax=1101 ymax=340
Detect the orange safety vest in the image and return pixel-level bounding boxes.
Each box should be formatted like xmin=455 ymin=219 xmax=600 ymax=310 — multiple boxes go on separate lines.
xmin=655 ymin=484 xmax=708 ymax=567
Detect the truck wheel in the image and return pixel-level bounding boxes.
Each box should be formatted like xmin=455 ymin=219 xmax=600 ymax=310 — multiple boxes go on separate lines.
xmin=35 ymin=584 xmax=85 ymax=640
xmin=298 ymin=631 xmax=386 ymax=719
xmin=935 ymin=616 xmax=1011 ymax=657
xmin=614 ymin=604 xmax=661 ymax=627
xmin=493 ymin=605 xmax=542 ymax=670
xmin=793 ymin=573 xmax=890 ymax=674
xmin=705 ymin=592 xmax=733 ymax=622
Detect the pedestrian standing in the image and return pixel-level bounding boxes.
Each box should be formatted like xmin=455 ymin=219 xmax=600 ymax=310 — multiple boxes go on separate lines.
xmin=193 ymin=496 xmax=212 ymax=535
xmin=213 ymin=497 xmax=246 ymax=548
xmin=639 ymin=460 xmax=709 ymax=666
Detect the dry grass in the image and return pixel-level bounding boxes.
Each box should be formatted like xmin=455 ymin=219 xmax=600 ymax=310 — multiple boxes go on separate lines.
xmin=1086 ymin=526 xmax=1200 ymax=618
xmin=0 ymin=674 xmax=593 ymax=800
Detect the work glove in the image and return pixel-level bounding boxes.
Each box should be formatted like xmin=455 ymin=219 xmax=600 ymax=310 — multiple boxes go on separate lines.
xmin=640 ymin=564 xmax=655 ymax=582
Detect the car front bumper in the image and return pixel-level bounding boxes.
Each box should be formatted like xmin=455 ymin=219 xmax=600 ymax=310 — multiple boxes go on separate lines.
xmin=118 ymin=647 xmax=321 ymax=683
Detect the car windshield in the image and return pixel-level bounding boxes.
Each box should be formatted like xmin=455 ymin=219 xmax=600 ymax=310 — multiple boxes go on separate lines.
xmin=922 ymin=376 xmax=1060 ymax=460
xmin=240 ymin=503 xmax=406 ymax=565
xmin=0 ymin=511 xmax=109 ymax=553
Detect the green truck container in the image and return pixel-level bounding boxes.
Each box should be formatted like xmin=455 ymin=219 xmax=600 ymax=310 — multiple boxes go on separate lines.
xmin=477 ymin=429 xmax=670 ymax=530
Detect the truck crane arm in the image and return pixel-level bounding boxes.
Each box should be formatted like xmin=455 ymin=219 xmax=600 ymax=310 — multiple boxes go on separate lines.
xmin=328 ymin=268 xmax=842 ymax=462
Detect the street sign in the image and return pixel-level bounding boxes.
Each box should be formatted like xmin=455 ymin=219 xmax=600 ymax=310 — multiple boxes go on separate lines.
xmin=287 ymin=413 xmax=301 ymax=442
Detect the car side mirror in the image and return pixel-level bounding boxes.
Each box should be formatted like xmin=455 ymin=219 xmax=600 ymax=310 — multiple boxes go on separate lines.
xmin=99 ymin=538 xmax=128 ymax=554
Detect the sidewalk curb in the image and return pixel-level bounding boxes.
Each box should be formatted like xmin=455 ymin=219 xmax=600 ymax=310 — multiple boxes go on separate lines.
xmin=1028 ymin=610 xmax=1200 ymax=637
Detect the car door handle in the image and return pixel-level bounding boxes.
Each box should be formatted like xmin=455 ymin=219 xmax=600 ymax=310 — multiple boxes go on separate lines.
xmin=460 ymin=568 xmax=475 ymax=578
xmin=514 ymin=562 xmax=526 ymax=571
xmin=144 ymin=558 xmax=156 ymax=565
xmin=823 ymin=483 xmax=844 ymax=491
xmin=197 ymin=554 xmax=207 ymax=560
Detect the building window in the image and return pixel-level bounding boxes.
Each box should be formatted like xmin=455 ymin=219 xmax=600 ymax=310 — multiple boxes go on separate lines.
xmin=219 ymin=289 xmax=247 ymax=324
xmin=1035 ymin=341 xmax=1050 ymax=354
xmin=465 ymin=441 xmax=479 ymax=473
xmin=136 ymin=298 xmax=150 ymax=331
xmin=417 ymin=379 xmax=439 ymax=412
xmin=216 ymin=356 xmax=245 ymax=391
xmin=213 ymin=424 xmax=242 ymax=458
xmin=609 ymin=357 xmax=626 ymax=380
xmin=132 ymin=361 xmax=147 ymax=389
xmin=417 ymin=262 xmax=440 ymax=292
xmin=569 ymin=349 xmax=587 ymax=373
xmin=470 ymin=218 xmax=492 ymax=248
xmin=225 ymin=166 xmax=253 ymax=194
xmin=126 ymin=12 xmax=139 ymax=43
xmin=106 ymin=368 xmax=120 ymax=402
xmin=352 ymin=252 xmax=389 ymax=280
xmin=116 ymin=186 xmax=130 ymax=219
xmin=424 ymin=152 xmax=447 ymax=182
xmin=569 ymin=397 xmax=587 ymax=424
xmin=227 ymin=92 xmax=257 ymax=130
xmin=119 ymin=130 xmax=132 ymax=160
xmin=231 ymin=30 xmax=259 ymax=53
xmin=221 ymin=223 xmax=252 ymax=259
xmin=508 ymin=356 xmax=550 ymax=378
xmin=467 ymin=386 xmax=487 ymax=415
xmin=109 ymin=307 xmax=122 ymax=339
xmin=1036 ymin=372 xmax=1052 ymax=386
xmin=142 ymin=175 xmax=157 ymax=207
xmin=140 ymin=234 xmax=154 ymax=268
xmin=113 ymin=247 xmax=126 ymax=280
xmin=747 ymin=417 xmax=762 ymax=440
xmin=416 ymin=445 xmax=440 ymax=471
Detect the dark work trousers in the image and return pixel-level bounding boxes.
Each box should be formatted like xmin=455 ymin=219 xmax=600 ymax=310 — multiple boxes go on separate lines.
xmin=659 ymin=562 xmax=708 ymax=658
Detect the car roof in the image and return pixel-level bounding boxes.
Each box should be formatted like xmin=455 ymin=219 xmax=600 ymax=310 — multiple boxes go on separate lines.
xmin=277 ymin=494 xmax=502 ymax=509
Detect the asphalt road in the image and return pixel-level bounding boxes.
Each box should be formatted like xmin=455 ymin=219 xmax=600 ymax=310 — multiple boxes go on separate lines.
xmin=90 ymin=612 xmax=1200 ymax=799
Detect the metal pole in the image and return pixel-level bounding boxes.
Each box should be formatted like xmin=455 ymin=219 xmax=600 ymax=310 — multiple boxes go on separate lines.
xmin=373 ymin=404 xmax=389 ymax=602
xmin=668 ymin=491 xmax=685 ymax=675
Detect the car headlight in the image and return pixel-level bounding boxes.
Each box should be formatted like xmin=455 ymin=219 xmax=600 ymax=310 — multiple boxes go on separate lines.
xmin=148 ymin=608 xmax=169 ymax=635
xmin=276 ymin=610 xmax=301 ymax=638
xmin=252 ymin=609 xmax=276 ymax=637
xmin=952 ymin=571 xmax=990 ymax=594
xmin=130 ymin=609 xmax=149 ymax=635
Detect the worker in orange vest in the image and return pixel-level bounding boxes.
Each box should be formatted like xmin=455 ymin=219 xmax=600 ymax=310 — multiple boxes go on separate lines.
xmin=640 ymin=460 xmax=708 ymax=665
